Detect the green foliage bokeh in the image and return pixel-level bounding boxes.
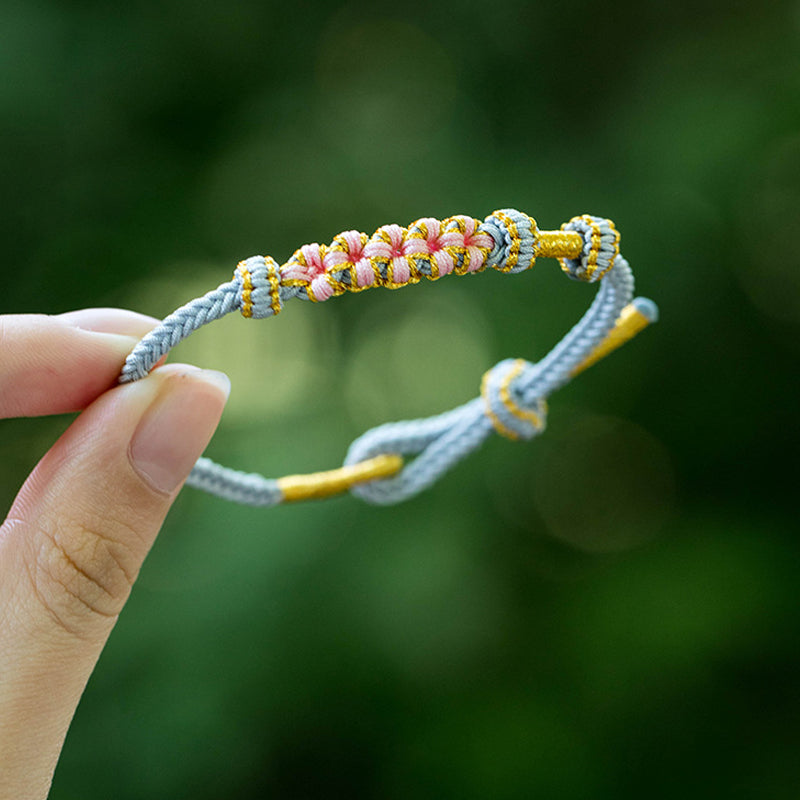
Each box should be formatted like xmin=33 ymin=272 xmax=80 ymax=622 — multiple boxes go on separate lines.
xmin=1 ymin=0 xmax=799 ymax=797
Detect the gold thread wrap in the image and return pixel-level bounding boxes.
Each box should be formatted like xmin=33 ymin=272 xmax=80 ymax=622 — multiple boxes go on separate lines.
xmin=238 ymin=261 xmax=254 ymax=318
xmin=277 ymin=454 xmax=404 ymax=502
xmin=571 ymin=302 xmax=654 ymax=377
xmin=535 ymin=230 xmax=584 ymax=260
xmin=266 ymin=256 xmax=282 ymax=316
xmin=481 ymin=359 xmax=546 ymax=441
xmin=489 ymin=209 xmax=523 ymax=273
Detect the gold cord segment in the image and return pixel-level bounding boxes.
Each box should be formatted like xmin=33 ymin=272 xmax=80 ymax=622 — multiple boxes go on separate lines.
xmin=535 ymin=230 xmax=584 ymax=260
xmin=570 ymin=302 xmax=653 ymax=377
xmin=277 ymin=454 xmax=404 ymax=502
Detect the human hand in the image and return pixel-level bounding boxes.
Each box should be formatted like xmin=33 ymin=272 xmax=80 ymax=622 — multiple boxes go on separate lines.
xmin=0 ymin=309 xmax=230 ymax=799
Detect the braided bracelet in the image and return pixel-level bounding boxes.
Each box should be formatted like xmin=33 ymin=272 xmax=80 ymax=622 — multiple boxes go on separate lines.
xmin=121 ymin=209 xmax=658 ymax=507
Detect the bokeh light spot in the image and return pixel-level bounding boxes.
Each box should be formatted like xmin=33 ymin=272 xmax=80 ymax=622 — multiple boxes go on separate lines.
xmin=344 ymin=288 xmax=491 ymax=428
xmin=530 ymin=414 xmax=675 ymax=553
xmin=315 ymin=18 xmax=457 ymax=162
xmin=128 ymin=265 xmax=334 ymax=422
xmin=735 ymin=133 xmax=800 ymax=324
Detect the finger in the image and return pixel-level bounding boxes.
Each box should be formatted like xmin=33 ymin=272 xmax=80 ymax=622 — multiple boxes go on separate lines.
xmin=56 ymin=307 xmax=161 ymax=336
xmin=0 ymin=309 xmax=160 ymax=419
xmin=0 ymin=363 xmax=230 ymax=799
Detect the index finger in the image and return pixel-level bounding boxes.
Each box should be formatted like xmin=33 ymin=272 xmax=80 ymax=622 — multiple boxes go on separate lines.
xmin=0 ymin=308 xmax=159 ymax=419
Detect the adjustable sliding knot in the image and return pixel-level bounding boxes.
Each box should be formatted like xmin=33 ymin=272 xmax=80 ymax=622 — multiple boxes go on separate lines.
xmin=236 ymin=255 xmax=282 ymax=318
xmin=481 ymin=358 xmax=547 ymax=440
xmin=559 ymin=215 xmax=620 ymax=282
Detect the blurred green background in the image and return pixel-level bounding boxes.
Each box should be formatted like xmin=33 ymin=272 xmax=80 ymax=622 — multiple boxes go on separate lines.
xmin=2 ymin=0 xmax=799 ymax=797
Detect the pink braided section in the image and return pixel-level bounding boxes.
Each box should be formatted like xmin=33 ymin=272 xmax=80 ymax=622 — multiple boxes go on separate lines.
xmin=279 ymin=214 xmax=494 ymax=302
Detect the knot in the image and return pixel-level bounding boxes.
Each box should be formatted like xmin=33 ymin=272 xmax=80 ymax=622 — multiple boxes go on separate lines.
xmin=481 ymin=209 xmax=538 ymax=274
xmin=236 ymin=255 xmax=282 ymax=318
xmin=363 ymin=224 xmax=416 ymax=287
xmin=481 ymin=358 xmax=547 ymax=440
xmin=323 ymin=230 xmax=374 ymax=291
xmin=403 ymin=215 xmax=493 ymax=278
xmin=282 ymin=243 xmax=335 ymax=302
xmin=559 ymin=215 xmax=620 ymax=282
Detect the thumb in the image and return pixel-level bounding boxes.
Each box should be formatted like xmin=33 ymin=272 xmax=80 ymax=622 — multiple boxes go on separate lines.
xmin=0 ymin=364 xmax=230 ymax=799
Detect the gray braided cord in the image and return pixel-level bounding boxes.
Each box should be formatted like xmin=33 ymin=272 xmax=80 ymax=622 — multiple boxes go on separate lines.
xmin=120 ymin=280 xmax=240 ymax=383
xmin=516 ymin=255 xmax=634 ymax=403
xmin=186 ymin=457 xmax=284 ymax=507
xmin=120 ymin=277 xmax=305 ymax=383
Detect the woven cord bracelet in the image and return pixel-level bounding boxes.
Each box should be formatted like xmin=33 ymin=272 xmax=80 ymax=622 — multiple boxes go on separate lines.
xmin=120 ymin=209 xmax=658 ymax=507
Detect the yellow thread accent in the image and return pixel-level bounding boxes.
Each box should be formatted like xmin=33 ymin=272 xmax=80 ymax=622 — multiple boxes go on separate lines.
xmin=452 ymin=246 xmax=470 ymax=275
xmin=282 ymin=244 xmax=328 ymax=303
xmin=480 ymin=368 xmax=518 ymax=440
xmin=472 ymin=217 xmax=493 ymax=272
xmin=481 ymin=360 xmax=545 ymax=441
xmin=322 ymin=265 xmax=346 ymax=297
xmin=407 ymin=251 xmax=421 ymax=283
xmin=325 ymin=272 xmax=342 ymax=297
xmin=327 ymin=231 xmax=372 ymax=292
xmin=272 ymin=215 xmax=617 ymax=302
xmin=593 ymin=217 xmax=620 ymax=280
xmin=407 ymin=218 xmax=442 ymax=280
xmin=266 ymin=258 xmax=282 ymax=316
xmin=584 ymin=215 xmax=602 ymax=279
xmin=277 ymin=454 xmax=404 ymax=502
xmin=239 ymin=261 xmax=253 ymax=318
xmin=535 ymin=230 xmax=583 ymax=259
xmin=371 ymin=226 xmax=421 ymax=289
xmin=500 ymin=359 xmax=544 ymax=432
xmin=491 ymin=210 xmax=522 ymax=273
xmin=370 ymin=255 xmax=383 ymax=287
xmin=559 ymin=216 xmax=620 ymax=281
xmin=443 ymin=215 xmax=469 ymax=276
xmin=570 ymin=303 xmax=653 ymax=376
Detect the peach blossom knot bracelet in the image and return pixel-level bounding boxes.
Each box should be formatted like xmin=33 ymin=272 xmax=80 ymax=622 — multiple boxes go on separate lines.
xmin=120 ymin=209 xmax=658 ymax=506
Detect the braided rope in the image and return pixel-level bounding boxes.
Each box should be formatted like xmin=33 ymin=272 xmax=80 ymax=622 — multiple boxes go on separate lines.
xmin=119 ymin=209 xmax=658 ymax=507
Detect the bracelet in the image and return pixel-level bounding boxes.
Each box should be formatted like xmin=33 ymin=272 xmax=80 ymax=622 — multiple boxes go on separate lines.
xmin=120 ymin=209 xmax=658 ymax=507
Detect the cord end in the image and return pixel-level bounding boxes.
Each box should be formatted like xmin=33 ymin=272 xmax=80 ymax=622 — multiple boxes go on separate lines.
xmin=571 ymin=298 xmax=658 ymax=377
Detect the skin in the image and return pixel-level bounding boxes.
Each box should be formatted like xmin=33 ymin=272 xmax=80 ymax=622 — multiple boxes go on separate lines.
xmin=0 ymin=309 xmax=230 ymax=799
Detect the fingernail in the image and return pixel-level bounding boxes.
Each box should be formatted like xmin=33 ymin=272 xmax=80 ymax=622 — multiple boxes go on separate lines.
xmin=129 ymin=367 xmax=231 ymax=494
xmin=58 ymin=308 xmax=160 ymax=337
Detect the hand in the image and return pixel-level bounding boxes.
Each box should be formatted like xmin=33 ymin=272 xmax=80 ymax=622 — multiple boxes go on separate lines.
xmin=0 ymin=309 xmax=230 ymax=799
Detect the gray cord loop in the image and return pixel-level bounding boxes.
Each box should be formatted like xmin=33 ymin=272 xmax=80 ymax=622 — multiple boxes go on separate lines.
xmin=118 ymin=209 xmax=658 ymax=507
xmin=345 ymin=256 xmax=635 ymax=505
